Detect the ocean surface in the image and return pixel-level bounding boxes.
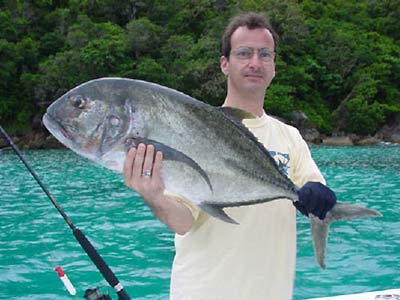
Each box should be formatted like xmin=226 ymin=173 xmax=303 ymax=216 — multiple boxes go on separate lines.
xmin=0 ymin=145 xmax=399 ymax=300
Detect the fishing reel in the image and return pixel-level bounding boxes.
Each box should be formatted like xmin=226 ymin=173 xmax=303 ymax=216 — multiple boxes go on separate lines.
xmin=84 ymin=287 xmax=111 ymax=300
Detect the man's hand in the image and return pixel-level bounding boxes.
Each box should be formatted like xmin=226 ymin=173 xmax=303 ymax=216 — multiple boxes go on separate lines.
xmin=123 ymin=143 xmax=194 ymax=234
xmin=294 ymin=182 xmax=337 ymax=220
xmin=123 ymin=143 xmax=164 ymax=204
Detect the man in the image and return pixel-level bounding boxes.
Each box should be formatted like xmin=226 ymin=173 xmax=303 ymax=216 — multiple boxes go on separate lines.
xmin=123 ymin=12 xmax=336 ymax=300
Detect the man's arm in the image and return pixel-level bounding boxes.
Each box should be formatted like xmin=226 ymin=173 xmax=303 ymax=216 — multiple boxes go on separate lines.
xmin=295 ymin=182 xmax=336 ymax=220
xmin=290 ymin=134 xmax=336 ymax=220
xmin=123 ymin=144 xmax=194 ymax=235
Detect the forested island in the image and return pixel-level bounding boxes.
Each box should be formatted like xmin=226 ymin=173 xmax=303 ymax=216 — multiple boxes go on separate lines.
xmin=1 ymin=0 xmax=399 ymax=148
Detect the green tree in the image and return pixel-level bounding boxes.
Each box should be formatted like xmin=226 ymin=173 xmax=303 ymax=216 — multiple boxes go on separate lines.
xmin=125 ymin=17 xmax=163 ymax=58
xmin=1 ymin=0 xmax=399 ymax=136
xmin=345 ymin=97 xmax=386 ymax=134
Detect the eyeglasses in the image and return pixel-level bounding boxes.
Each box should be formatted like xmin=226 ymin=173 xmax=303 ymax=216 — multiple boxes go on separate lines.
xmin=230 ymin=47 xmax=275 ymax=62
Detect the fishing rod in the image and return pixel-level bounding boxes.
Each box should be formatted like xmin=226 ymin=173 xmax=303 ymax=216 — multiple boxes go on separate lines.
xmin=0 ymin=125 xmax=131 ymax=300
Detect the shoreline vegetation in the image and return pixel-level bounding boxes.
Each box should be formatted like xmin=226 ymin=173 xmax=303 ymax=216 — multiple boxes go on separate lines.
xmin=1 ymin=1 xmax=399 ymax=147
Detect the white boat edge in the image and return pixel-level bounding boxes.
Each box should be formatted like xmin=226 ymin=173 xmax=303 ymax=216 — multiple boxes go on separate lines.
xmin=306 ymin=289 xmax=400 ymax=300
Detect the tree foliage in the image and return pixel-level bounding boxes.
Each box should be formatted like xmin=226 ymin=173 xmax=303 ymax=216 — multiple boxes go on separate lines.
xmin=0 ymin=0 xmax=399 ymax=135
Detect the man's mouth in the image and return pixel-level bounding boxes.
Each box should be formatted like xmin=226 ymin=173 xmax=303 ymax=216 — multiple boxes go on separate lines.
xmin=244 ymin=74 xmax=264 ymax=80
xmin=243 ymin=71 xmax=264 ymax=79
xmin=245 ymin=74 xmax=263 ymax=77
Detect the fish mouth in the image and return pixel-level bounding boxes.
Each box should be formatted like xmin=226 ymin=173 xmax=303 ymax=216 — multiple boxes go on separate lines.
xmin=42 ymin=112 xmax=103 ymax=161
xmin=43 ymin=113 xmax=75 ymax=143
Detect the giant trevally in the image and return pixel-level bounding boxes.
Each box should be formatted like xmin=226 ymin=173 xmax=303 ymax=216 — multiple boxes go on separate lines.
xmin=42 ymin=77 xmax=381 ymax=269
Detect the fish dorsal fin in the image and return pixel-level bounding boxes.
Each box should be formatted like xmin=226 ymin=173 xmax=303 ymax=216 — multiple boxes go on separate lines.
xmin=218 ymin=106 xmax=268 ymax=155
xmin=218 ymin=106 xmax=257 ymax=123
xmin=218 ymin=106 xmax=261 ymax=144
xmin=218 ymin=106 xmax=295 ymax=188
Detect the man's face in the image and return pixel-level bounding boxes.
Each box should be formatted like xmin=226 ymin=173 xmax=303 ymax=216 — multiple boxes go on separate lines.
xmin=220 ymin=26 xmax=276 ymax=96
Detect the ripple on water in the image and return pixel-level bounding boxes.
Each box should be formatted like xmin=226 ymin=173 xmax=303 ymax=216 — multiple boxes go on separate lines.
xmin=1 ymin=147 xmax=399 ymax=299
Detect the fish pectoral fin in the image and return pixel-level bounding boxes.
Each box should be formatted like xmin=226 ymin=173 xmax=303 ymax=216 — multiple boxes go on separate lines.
xmin=310 ymin=202 xmax=382 ymax=269
xmin=199 ymin=203 xmax=239 ymax=225
xmin=132 ymin=138 xmax=213 ymax=191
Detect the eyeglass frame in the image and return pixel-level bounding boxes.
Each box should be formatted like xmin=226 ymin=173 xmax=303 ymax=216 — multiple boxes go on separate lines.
xmin=229 ymin=47 xmax=275 ymax=62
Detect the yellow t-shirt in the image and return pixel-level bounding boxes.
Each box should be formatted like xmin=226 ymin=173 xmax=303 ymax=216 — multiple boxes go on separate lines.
xmin=168 ymin=112 xmax=325 ymax=300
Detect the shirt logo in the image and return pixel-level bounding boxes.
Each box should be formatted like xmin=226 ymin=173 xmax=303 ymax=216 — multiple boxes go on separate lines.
xmin=268 ymin=150 xmax=290 ymax=175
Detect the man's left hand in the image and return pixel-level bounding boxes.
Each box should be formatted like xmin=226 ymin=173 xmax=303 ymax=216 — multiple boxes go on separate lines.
xmin=294 ymin=182 xmax=337 ymax=220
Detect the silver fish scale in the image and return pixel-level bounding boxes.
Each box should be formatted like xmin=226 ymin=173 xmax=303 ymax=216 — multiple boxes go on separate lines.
xmin=43 ymin=77 xmax=382 ymax=269
xmin=130 ymin=80 xmax=298 ymax=206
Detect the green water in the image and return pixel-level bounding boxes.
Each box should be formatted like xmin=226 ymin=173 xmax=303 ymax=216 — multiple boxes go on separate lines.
xmin=0 ymin=146 xmax=399 ymax=300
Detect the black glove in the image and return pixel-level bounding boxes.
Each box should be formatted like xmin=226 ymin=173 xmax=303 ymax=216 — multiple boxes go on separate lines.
xmin=294 ymin=181 xmax=337 ymax=220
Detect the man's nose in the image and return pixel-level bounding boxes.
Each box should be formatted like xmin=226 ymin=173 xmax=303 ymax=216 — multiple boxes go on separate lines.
xmin=247 ymin=52 xmax=263 ymax=66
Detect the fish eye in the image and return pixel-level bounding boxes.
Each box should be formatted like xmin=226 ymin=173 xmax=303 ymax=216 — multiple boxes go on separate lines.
xmin=109 ymin=115 xmax=120 ymax=126
xmin=72 ymin=95 xmax=86 ymax=109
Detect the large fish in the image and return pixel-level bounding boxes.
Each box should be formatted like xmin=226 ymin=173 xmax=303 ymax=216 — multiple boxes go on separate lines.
xmin=42 ymin=77 xmax=381 ymax=268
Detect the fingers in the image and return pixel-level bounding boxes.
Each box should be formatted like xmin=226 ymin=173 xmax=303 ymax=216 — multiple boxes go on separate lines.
xmin=123 ymin=144 xmax=165 ymax=208
xmin=142 ymin=144 xmax=155 ymax=178
xmin=123 ymin=147 xmax=136 ymax=185
xmin=131 ymin=143 xmax=146 ymax=179
xmin=123 ymin=144 xmax=145 ymax=187
xmin=153 ymin=151 xmax=163 ymax=177
xmin=123 ymin=143 xmax=163 ymax=188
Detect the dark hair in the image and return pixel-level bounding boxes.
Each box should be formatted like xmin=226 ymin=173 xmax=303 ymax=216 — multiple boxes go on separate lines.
xmin=222 ymin=12 xmax=278 ymax=58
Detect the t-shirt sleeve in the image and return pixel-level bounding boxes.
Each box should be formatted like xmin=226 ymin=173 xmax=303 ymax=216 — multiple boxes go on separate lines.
xmin=163 ymin=190 xmax=201 ymax=220
xmin=290 ymin=130 xmax=326 ymax=187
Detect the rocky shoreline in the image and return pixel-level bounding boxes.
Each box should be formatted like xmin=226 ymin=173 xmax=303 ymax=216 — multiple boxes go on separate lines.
xmin=294 ymin=110 xmax=400 ymax=146
xmin=1 ymin=126 xmax=399 ymax=150
xmin=1 ymin=111 xmax=399 ymax=149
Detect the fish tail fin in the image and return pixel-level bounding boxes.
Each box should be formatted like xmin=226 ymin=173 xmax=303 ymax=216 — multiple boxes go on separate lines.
xmin=199 ymin=203 xmax=239 ymax=224
xmin=310 ymin=202 xmax=382 ymax=269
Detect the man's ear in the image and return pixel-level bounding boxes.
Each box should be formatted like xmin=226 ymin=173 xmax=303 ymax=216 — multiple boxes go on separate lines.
xmin=220 ymin=56 xmax=229 ymax=76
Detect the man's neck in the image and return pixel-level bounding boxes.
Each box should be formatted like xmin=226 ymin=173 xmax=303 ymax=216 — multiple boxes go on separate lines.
xmin=223 ymin=93 xmax=265 ymax=117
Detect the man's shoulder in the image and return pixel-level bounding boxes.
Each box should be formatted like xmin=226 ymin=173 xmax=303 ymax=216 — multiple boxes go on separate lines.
xmin=265 ymin=114 xmax=302 ymax=137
